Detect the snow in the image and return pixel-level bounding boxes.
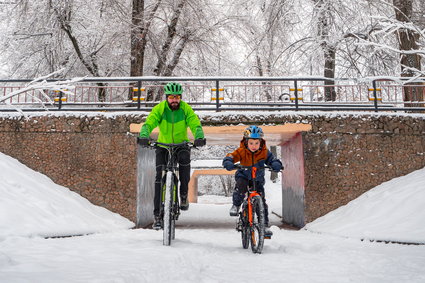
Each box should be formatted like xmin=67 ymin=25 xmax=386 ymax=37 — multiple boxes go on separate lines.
xmin=305 ymin=168 xmax=425 ymax=244
xmin=191 ymin=159 xmax=223 ymax=168
xmin=0 ymin=152 xmax=134 ymax=240
xmin=0 ymin=152 xmax=425 ymax=282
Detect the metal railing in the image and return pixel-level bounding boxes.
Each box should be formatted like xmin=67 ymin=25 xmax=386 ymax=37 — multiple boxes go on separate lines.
xmin=0 ymin=76 xmax=424 ymax=112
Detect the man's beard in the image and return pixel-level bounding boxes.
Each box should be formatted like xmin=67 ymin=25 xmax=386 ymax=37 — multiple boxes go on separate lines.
xmin=168 ymin=101 xmax=180 ymax=110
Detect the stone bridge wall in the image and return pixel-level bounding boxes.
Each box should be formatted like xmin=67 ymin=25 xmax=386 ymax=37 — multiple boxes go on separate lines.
xmin=301 ymin=114 xmax=424 ymax=225
xmin=0 ymin=112 xmax=423 ymax=226
xmin=0 ymin=114 xmax=143 ymax=222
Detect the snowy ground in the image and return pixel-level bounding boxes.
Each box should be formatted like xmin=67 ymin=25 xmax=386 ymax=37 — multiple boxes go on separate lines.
xmin=1 ymin=152 xmax=425 ymax=283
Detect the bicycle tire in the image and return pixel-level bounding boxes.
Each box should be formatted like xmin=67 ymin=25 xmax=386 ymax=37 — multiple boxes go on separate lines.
xmin=240 ymin=204 xmax=249 ymax=249
xmin=250 ymin=195 xmax=265 ymax=254
xmin=163 ymin=171 xmax=174 ymax=246
xmin=171 ymin=178 xmax=178 ymax=240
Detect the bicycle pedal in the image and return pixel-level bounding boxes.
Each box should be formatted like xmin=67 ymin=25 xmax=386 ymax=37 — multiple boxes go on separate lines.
xmin=264 ymin=235 xmax=271 ymax=239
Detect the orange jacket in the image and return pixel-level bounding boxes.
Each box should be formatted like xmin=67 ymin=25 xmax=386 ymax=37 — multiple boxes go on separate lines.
xmin=226 ymin=139 xmax=268 ymax=166
xmin=223 ymin=138 xmax=282 ymax=183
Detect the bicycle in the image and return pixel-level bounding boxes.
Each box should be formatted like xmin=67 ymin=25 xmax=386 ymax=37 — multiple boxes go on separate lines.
xmin=233 ymin=164 xmax=273 ymax=254
xmin=143 ymin=140 xmax=193 ymax=246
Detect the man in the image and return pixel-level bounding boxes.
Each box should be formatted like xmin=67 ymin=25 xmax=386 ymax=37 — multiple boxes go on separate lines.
xmin=138 ymin=82 xmax=206 ymax=230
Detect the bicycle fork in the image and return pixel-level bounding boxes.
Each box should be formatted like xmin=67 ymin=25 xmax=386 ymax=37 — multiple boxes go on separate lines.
xmin=236 ymin=194 xmax=255 ymax=232
xmin=247 ymin=192 xmax=260 ymax=226
xmin=247 ymin=196 xmax=254 ymax=226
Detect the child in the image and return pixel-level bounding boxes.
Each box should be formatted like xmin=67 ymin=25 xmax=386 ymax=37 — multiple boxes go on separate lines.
xmin=222 ymin=125 xmax=283 ymax=237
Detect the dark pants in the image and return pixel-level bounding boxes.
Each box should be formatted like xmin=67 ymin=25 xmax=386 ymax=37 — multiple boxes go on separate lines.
xmin=232 ymin=177 xmax=270 ymax=226
xmin=154 ymin=146 xmax=191 ymax=216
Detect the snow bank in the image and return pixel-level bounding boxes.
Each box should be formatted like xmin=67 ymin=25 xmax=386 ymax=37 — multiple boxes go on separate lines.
xmin=0 ymin=152 xmax=134 ymax=239
xmin=305 ymin=167 xmax=425 ymax=244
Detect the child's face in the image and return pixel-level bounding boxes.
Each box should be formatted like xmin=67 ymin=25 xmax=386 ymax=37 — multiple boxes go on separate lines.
xmin=247 ymin=139 xmax=261 ymax=152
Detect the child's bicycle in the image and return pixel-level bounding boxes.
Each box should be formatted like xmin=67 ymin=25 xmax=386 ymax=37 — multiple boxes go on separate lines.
xmin=233 ymin=164 xmax=273 ymax=254
xmin=146 ymin=140 xmax=193 ymax=246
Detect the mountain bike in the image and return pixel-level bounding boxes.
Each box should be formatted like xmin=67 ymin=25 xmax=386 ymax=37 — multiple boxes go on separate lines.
xmin=149 ymin=141 xmax=193 ymax=246
xmin=234 ymin=164 xmax=272 ymax=254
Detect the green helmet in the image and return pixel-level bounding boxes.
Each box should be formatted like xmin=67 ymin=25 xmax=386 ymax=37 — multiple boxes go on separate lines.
xmin=164 ymin=82 xmax=183 ymax=96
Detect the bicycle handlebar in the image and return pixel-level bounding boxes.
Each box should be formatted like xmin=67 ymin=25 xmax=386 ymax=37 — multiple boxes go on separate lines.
xmin=234 ymin=164 xmax=272 ymax=170
xmin=149 ymin=141 xmax=194 ymax=148
xmin=137 ymin=137 xmax=194 ymax=148
xmin=233 ymin=163 xmax=283 ymax=173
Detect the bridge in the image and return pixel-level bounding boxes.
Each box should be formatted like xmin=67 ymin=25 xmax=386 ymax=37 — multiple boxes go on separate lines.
xmin=130 ymin=123 xmax=313 ymax=207
xmin=0 ymin=112 xmax=421 ymax=228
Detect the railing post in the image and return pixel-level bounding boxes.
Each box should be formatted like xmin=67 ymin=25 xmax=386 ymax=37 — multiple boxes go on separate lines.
xmin=136 ymin=80 xmax=142 ymax=110
xmin=215 ymin=80 xmax=220 ymax=112
xmin=294 ymin=80 xmax=299 ymax=111
xmin=58 ymin=90 xmax=63 ymax=110
xmin=372 ymin=80 xmax=378 ymax=112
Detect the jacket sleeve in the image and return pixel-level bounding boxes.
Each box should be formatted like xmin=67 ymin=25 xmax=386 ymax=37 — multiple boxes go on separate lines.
xmin=139 ymin=103 xmax=163 ymax=138
xmin=265 ymin=150 xmax=283 ymax=169
xmin=182 ymin=102 xmax=204 ymax=139
xmin=225 ymin=148 xmax=241 ymax=164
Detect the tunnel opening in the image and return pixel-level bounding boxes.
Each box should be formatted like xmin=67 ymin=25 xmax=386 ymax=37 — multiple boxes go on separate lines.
xmin=132 ymin=123 xmax=312 ymax=228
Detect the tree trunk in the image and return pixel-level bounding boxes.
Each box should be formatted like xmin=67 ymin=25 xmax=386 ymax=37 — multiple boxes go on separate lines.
xmin=130 ymin=0 xmax=145 ymax=78
xmin=314 ymin=0 xmax=336 ymax=101
xmin=393 ymin=0 xmax=423 ymax=108
xmin=147 ymin=0 xmax=187 ymax=101
xmin=129 ymin=0 xmax=162 ymax=100
xmin=324 ymin=46 xmax=336 ymax=101
xmin=162 ymin=32 xmax=190 ymax=76
xmin=255 ymin=54 xmax=272 ymax=101
xmin=152 ymin=0 xmax=186 ymax=76
xmin=393 ymin=0 xmax=422 ymax=77
xmin=53 ymin=5 xmax=107 ymax=102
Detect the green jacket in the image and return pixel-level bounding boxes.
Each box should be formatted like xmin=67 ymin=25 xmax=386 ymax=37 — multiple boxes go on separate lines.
xmin=139 ymin=100 xmax=204 ymax=143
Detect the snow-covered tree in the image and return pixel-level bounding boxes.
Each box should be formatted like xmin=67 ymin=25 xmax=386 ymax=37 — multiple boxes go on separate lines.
xmin=393 ymin=0 xmax=422 ymax=77
xmin=3 ymin=0 xmax=129 ymax=79
xmin=1 ymin=0 xmax=424 ymax=87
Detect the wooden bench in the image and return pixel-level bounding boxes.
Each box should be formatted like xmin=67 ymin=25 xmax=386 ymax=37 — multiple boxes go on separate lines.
xmin=188 ymin=169 xmax=234 ymax=203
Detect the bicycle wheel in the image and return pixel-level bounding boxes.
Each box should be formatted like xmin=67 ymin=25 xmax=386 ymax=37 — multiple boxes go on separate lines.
xmin=163 ymin=171 xmax=174 ymax=246
xmin=240 ymin=205 xmax=250 ymax=249
xmin=250 ymin=195 xmax=265 ymax=254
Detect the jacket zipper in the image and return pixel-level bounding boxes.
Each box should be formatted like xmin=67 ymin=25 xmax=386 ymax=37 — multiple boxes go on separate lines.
xmin=171 ymin=110 xmax=175 ymax=143
xmin=251 ymin=151 xmax=255 ymax=180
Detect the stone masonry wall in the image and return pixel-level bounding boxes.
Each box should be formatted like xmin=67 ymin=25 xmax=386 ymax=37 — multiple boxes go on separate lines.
xmin=0 ymin=114 xmax=145 ymax=222
xmin=0 ymin=112 xmax=424 ymax=226
xmin=302 ymin=114 xmax=425 ymax=224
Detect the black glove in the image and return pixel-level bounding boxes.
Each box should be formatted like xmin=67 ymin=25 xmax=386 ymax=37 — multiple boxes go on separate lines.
xmin=194 ymin=138 xmax=206 ymax=147
xmin=137 ymin=137 xmax=150 ymax=147
xmin=271 ymin=161 xmax=283 ymax=172
xmin=223 ymin=160 xmax=235 ymax=171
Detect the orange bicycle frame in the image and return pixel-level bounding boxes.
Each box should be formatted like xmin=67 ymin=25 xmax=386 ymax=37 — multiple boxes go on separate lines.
xmin=247 ymin=166 xmax=260 ymax=226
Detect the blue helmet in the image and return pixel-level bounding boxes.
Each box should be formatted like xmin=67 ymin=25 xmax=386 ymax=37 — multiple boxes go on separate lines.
xmin=243 ymin=125 xmax=264 ymax=139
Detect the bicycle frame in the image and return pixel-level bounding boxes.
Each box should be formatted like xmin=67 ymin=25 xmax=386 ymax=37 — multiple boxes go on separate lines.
xmin=150 ymin=141 xmax=192 ymax=246
xmin=247 ymin=167 xmax=261 ymax=227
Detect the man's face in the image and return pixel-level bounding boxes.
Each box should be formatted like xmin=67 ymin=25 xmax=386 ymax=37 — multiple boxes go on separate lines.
xmin=167 ymin=94 xmax=181 ymax=110
xmin=247 ymin=138 xmax=261 ymax=152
